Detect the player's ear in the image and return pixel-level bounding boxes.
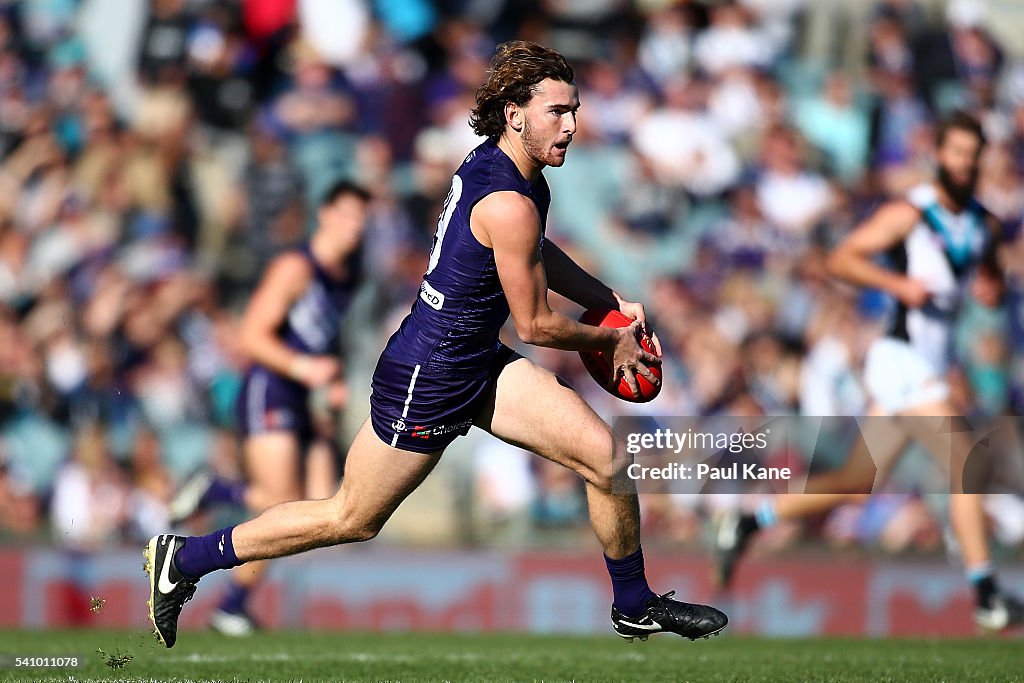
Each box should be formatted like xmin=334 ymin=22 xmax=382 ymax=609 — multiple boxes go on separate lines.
xmin=505 ymin=101 xmax=523 ymax=133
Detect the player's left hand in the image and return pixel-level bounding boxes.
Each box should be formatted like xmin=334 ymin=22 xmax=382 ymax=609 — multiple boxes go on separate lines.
xmin=614 ymin=295 xmax=663 ymax=358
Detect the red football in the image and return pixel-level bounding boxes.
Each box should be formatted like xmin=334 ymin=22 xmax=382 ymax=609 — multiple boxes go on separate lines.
xmin=578 ymin=309 xmax=662 ymax=403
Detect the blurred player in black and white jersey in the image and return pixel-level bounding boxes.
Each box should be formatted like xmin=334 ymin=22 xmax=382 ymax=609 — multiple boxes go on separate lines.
xmin=716 ymin=111 xmax=1024 ymax=631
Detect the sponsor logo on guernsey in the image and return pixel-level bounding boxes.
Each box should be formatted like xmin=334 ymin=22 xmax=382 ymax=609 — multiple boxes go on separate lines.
xmin=419 ymin=280 xmax=445 ymax=311
xmin=410 ymin=420 xmax=474 ymax=439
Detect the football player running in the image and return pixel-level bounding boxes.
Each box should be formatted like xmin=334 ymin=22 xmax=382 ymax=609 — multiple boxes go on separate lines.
xmin=714 ymin=112 xmax=1023 ymax=632
xmin=145 ymin=41 xmax=727 ymax=648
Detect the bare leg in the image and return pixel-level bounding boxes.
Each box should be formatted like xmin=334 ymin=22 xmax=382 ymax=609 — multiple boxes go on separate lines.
xmin=146 ymin=419 xmax=443 ymax=648
xmin=231 ymin=419 xmax=442 ymax=562
xmin=240 ymin=433 xmax=304 ymax=512
xmin=473 ymin=356 xmax=727 ymax=637
xmin=948 ymin=494 xmax=990 ymax=570
xmin=305 ymin=439 xmax=340 ymax=500
xmin=776 ymin=412 xmax=909 ymax=520
xmin=474 ymin=357 xmax=637 ymax=558
xmin=897 ymin=400 xmax=990 ymax=570
xmin=713 ymin=407 xmax=906 ymax=588
xmin=228 ymin=561 xmax=267 ymax=591
xmin=218 ymin=435 xmax=341 ymax=629
xmin=153 ymin=361 xmax=726 ymax=646
xmin=775 ymin=493 xmax=870 ymax=519
xmin=231 ymin=432 xmax=305 ymax=587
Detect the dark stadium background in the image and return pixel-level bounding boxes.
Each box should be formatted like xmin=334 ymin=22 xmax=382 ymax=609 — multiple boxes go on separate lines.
xmin=0 ymin=0 xmax=1023 ymax=643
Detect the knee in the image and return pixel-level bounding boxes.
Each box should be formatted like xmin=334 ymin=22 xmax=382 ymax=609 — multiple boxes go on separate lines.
xmin=327 ymin=497 xmax=383 ymax=544
xmin=341 ymin=520 xmax=380 ymax=543
xmin=582 ymin=431 xmax=631 ymax=493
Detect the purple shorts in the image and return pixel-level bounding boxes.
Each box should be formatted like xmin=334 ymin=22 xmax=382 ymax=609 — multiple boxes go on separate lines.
xmin=236 ymin=365 xmax=313 ymax=445
xmin=369 ymin=344 xmax=518 ymax=454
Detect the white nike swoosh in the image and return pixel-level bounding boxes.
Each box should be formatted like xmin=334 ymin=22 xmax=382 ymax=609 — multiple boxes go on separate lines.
xmin=617 ymin=617 xmax=661 ymax=631
xmin=158 ymin=537 xmax=180 ymax=594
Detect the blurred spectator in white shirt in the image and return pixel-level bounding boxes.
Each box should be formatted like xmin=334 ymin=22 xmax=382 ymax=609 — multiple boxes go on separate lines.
xmin=51 ymin=423 xmax=129 ymax=550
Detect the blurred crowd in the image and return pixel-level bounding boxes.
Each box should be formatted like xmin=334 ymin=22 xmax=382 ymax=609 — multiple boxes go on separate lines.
xmin=0 ymin=0 xmax=1022 ymax=557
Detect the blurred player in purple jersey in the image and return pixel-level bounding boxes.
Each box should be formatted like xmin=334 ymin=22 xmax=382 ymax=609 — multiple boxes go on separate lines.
xmin=145 ymin=41 xmax=727 ymax=648
xmin=167 ymin=181 xmax=369 ymax=635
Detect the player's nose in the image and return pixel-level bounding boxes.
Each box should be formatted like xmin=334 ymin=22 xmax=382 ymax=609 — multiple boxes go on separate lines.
xmin=563 ymin=113 xmax=577 ymax=136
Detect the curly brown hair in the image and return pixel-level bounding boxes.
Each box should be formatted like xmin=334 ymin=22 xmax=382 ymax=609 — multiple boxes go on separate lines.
xmin=469 ymin=41 xmax=575 ymax=139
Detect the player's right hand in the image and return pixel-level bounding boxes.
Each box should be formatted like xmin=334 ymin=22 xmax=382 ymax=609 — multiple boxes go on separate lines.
xmin=609 ymin=321 xmax=661 ymax=398
xmin=294 ymin=355 xmax=342 ymax=387
xmin=614 ymin=296 xmax=663 ymax=357
xmin=895 ymin=278 xmax=931 ymax=309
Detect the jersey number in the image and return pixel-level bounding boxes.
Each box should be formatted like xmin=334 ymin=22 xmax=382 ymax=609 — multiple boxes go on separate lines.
xmin=426 ymin=175 xmax=463 ymax=275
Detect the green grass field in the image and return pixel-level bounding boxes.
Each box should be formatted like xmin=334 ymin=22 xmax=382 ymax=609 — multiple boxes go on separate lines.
xmin=0 ymin=629 xmax=1022 ymax=683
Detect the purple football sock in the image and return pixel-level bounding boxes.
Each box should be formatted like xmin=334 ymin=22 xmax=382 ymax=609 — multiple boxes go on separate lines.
xmin=202 ymin=478 xmax=247 ymax=508
xmin=175 ymin=526 xmax=240 ymax=581
xmin=218 ymin=579 xmax=251 ymax=615
xmin=605 ymin=547 xmax=658 ymax=618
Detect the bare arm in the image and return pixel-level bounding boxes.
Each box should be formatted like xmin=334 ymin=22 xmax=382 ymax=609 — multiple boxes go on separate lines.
xmin=474 ymin=192 xmax=614 ymax=351
xmin=472 ymin=192 xmax=659 ymax=394
xmin=971 ymin=213 xmax=1006 ymax=307
xmin=541 ymin=237 xmax=663 ymax=356
xmin=827 ymin=200 xmax=928 ymax=308
xmin=541 ymin=239 xmax=618 ymax=312
xmin=240 ymin=253 xmax=340 ymax=386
